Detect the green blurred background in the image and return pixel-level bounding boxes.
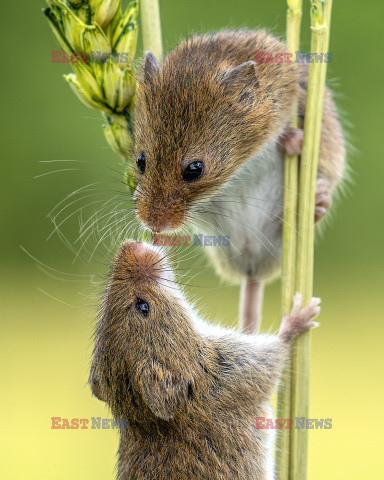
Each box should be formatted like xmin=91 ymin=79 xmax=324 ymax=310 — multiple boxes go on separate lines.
xmin=1 ymin=1 xmax=383 ymax=478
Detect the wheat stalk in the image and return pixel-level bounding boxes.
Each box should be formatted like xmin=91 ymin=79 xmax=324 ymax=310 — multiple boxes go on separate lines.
xmin=287 ymin=1 xmax=333 ymax=479
xmin=140 ymin=0 xmax=163 ymax=59
xmin=276 ymin=1 xmax=302 ymax=478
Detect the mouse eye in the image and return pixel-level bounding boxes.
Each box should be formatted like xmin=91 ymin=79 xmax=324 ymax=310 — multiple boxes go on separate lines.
xmin=135 ymin=298 xmax=150 ymax=317
xmin=136 ymin=153 xmax=146 ymax=174
xmin=183 ymin=161 xmax=204 ymax=182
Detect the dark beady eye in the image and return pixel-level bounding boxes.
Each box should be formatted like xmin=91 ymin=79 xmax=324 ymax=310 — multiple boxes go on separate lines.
xmin=135 ymin=298 xmax=150 ymax=317
xmin=136 ymin=153 xmax=146 ymax=174
xmin=183 ymin=161 xmax=204 ymax=182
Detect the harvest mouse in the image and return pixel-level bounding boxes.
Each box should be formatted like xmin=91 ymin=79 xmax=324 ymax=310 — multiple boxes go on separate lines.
xmin=90 ymin=240 xmax=320 ymax=480
xmin=132 ymin=29 xmax=345 ymax=333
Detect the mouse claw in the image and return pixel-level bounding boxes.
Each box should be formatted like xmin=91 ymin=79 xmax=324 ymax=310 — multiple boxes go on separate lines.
xmin=291 ymin=292 xmax=302 ymax=315
xmin=279 ymin=295 xmax=321 ymax=341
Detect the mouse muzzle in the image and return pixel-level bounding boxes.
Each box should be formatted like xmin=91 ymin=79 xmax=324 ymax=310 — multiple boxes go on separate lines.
xmin=136 ymin=192 xmax=186 ymax=233
xmin=114 ymin=240 xmax=175 ymax=286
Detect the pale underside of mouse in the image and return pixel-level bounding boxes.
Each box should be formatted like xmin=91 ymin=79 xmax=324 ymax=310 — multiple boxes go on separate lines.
xmin=90 ymin=240 xmax=320 ymax=480
xmin=132 ymin=29 xmax=345 ymax=333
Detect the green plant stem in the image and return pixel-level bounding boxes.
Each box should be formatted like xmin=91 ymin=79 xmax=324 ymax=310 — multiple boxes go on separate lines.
xmin=140 ymin=0 xmax=163 ymax=59
xmin=276 ymin=2 xmax=302 ymax=479
xmin=289 ymin=2 xmax=333 ymax=479
xmin=138 ymin=0 xmax=162 ymax=245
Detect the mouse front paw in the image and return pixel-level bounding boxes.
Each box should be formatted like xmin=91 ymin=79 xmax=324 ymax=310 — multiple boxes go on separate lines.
xmin=315 ymin=178 xmax=332 ymax=223
xmin=279 ymin=293 xmax=321 ymax=342
xmin=277 ymin=127 xmax=303 ymax=156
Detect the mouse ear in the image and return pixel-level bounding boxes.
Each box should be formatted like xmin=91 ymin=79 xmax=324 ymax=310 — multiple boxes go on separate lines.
xmin=219 ymin=61 xmax=259 ymax=99
xmin=143 ymin=51 xmax=160 ymax=83
xmin=140 ymin=363 xmax=188 ymax=421
xmin=90 ymin=376 xmax=106 ymax=402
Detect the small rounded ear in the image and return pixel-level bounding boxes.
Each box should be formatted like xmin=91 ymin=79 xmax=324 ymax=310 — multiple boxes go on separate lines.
xmin=219 ymin=61 xmax=259 ymax=98
xmin=90 ymin=377 xmax=106 ymax=402
xmin=143 ymin=51 xmax=160 ymax=83
xmin=140 ymin=363 xmax=188 ymax=421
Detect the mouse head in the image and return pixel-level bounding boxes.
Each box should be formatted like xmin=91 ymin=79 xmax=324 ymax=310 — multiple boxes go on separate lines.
xmin=133 ymin=46 xmax=297 ymax=233
xmin=94 ymin=240 xmax=202 ymax=421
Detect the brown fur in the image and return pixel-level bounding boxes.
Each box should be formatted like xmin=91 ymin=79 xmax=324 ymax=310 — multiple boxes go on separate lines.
xmin=133 ymin=29 xmax=345 ymax=232
xmin=90 ymin=240 xmax=320 ymax=479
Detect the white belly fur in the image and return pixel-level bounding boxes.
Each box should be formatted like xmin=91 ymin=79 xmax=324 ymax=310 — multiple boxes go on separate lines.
xmin=192 ymin=141 xmax=285 ymax=283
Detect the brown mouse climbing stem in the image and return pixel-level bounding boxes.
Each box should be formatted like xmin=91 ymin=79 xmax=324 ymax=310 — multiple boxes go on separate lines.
xmin=133 ymin=29 xmax=345 ymax=337
xmin=89 ymin=240 xmax=321 ymax=480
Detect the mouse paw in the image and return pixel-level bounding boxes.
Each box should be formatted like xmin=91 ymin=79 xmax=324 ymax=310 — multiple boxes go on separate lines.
xmin=315 ymin=178 xmax=332 ymax=223
xmin=279 ymin=294 xmax=321 ymax=342
xmin=277 ymin=127 xmax=303 ymax=156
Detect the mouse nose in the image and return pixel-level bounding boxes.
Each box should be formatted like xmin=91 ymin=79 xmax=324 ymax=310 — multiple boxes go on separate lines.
xmin=117 ymin=240 xmax=175 ymax=285
xmin=123 ymin=240 xmax=147 ymax=255
xmin=140 ymin=215 xmax=181 ymax=234
xmin=131 ymin=241 xmax=144 ymax=254
xmin=149 ymin=221 xmax=171 ymax=234
xmin=136 ymin=194 xmax=185 ymax=233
